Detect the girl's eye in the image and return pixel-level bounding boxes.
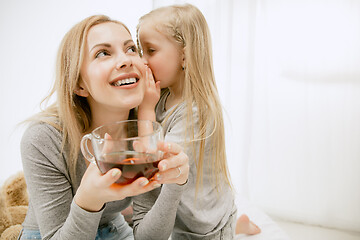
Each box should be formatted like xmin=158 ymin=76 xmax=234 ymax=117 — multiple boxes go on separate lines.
xmin=147 ymin=48 xmax=156 ymax=55
xmin=95 ymin=50 xmax=110 ymax=58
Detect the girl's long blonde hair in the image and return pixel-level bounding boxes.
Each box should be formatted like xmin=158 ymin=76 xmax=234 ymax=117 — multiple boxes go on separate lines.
xmin=137 ymin=4 xmax=232 ymax=192
xmin=33 ymin=15 xmax=131 ymax=182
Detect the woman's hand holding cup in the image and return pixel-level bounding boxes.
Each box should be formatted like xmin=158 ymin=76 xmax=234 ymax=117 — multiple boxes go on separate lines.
xmin=154 ymin=142 xmax=189 ymax=185
xmin=75 ymin=163 xmax=161 ymax=212
xmin=77 ymin=120 xmax=164 ymax=212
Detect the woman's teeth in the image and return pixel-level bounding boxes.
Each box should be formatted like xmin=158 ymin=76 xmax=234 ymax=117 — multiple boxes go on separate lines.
xmin=113 ymin=78 xmax=137 ymax=86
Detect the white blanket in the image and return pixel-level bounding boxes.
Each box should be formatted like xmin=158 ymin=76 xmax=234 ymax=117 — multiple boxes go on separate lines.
xmin=235 ymin=196 xmax=290 ymax=240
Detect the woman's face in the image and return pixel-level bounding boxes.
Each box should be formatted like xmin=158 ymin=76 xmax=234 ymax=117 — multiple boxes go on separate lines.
xmin=138 ymin=22 xmax=184 ymax=91
xmin=79 ymin=22 xmax=146 ymax=120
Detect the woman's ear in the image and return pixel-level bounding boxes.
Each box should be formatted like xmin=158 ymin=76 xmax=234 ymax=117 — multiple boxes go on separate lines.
xmin=74 ymin=84 xmax=89 ymax=97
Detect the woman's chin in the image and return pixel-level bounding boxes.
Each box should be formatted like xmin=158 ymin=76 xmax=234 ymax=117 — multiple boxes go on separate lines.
xmin=121 ymin=96 xmax=144 ymax=110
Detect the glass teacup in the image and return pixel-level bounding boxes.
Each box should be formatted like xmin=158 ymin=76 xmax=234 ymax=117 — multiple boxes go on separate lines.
xmin=80 ymin=120 xmax=163 ymax=185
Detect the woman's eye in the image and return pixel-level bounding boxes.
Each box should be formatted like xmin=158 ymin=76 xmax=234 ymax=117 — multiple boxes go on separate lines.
xmin=127 ymin=46 xmax=137 ymax=54
xmin=95 ymin=50 xmax=110 ymax=58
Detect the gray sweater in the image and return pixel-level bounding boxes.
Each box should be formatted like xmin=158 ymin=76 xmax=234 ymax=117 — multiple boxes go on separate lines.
xmin=132 ymin=90 xmax=236 ymax=239
xmin=20 ymin=122 xmax=132 ymax=239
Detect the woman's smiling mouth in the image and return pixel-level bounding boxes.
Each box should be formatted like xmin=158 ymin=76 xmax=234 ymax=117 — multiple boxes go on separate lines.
xmin=112 ymin=77 xmax=138 ymax=86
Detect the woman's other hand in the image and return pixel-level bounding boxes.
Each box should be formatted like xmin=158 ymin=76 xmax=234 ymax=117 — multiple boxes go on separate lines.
xmin=155 ymin=142 xmax=189 ymax=185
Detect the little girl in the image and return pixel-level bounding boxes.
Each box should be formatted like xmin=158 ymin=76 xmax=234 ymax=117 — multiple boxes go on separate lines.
xmin=132 ymin=3 xmax=260 ymax=239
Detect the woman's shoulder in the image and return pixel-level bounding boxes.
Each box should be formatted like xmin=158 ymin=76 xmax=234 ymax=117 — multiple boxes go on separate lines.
xmin=21 ymin=121 xmax=62 ymax=148
xmin=24 ymin=120 xmax=61 ymax=136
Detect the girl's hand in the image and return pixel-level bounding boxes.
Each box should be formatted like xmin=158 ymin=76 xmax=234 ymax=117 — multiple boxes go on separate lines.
xmin=138 ymin=66 xmax=160 ymax=120
xmin=74 ymin=163 xmax=161 ymax=212
xmin=154 ymin=142 xmax=189 ymax=185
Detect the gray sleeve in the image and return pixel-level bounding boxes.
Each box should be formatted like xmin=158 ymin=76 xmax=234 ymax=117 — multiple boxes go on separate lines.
xmin=21 ymin=123 xmax=104 ymax=240
xmin=132 ymin=184 xmax=186 ymax=240
xmin=132 ymin=112 xmax=189 ymax=240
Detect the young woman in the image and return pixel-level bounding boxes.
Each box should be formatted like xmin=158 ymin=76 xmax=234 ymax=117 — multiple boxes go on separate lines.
xmin=19 ymin=15 xmax=188 ymax=240
xmin=132 ymin=4 xmax=260 ymax=239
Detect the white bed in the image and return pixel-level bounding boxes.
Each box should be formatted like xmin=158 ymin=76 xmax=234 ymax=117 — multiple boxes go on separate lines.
xmin=235 ymin=196 xmax=290 ymax=240
xmin=275 ymin=220 xmax=360 ymax=240
xmin=235 ymin=196 xmax=360 ymax=240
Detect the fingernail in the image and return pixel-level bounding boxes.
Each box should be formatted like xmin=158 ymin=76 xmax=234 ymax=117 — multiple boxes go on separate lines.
xmin=156 ymin=173 xmax=162 ymax=180
xmin=153 ymin=184 xmax=161 ymax=188
xmin=140 ymin=180 xmax=149 ymax=187
xmin=112 ymin=169 xmax=120 ymax=177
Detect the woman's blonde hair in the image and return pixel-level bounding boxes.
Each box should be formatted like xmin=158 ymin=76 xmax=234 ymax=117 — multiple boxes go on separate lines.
xmin=33 ymin=15 xmax=130 ymax=182
xmin=137 ymin=4 xmax=232 ymax=192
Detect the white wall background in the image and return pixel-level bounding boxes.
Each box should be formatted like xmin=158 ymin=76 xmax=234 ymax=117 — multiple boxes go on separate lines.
xmin=1 ymin=0 xmax=359 ymax=234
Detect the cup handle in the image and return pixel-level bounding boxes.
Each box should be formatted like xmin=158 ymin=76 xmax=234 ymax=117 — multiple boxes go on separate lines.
xmin=80 ymin=134 xmax=96 ymax=164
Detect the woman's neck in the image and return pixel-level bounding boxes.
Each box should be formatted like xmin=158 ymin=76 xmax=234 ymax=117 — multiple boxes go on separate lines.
xmin=90 ymin=111 xmax=129 ymax=132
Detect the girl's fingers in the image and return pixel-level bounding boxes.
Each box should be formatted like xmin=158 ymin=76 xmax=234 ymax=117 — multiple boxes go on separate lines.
xmin=146 ymin=66 xmax=155 ymax=86
xmin=146 ymin=66 xmax=150 ymax=86
xmin=155 ymin=81 xmax=161 ymax=92
xmin=147 ymin=66 xmax=154 ymax=80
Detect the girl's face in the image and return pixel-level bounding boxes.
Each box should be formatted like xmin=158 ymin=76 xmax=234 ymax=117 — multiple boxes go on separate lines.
xmin=138 ymin=23 xmax=184 ymax=91
xmin=79 ymin=22 xmax=146 ymax=120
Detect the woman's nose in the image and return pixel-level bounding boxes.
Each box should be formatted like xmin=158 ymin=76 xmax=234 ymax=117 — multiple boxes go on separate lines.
xmin=115 ymin=55 xmax=132 ymax=70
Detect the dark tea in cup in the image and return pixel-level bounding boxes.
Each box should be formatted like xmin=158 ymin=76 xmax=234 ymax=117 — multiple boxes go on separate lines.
xmin=80 ymin=120 xmax=163 ymax=184
xmin=97 ymin=151 xmax=160 ymax=185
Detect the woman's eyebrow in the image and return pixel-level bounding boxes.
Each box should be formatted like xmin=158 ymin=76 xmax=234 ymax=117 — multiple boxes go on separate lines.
xmin=90 ymin=40 xmax=134 ymax=52
xmin=90 ymin=43 xmax=111 ymax=52
xmin=124 ymin=39 xmax=135 ymax=45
